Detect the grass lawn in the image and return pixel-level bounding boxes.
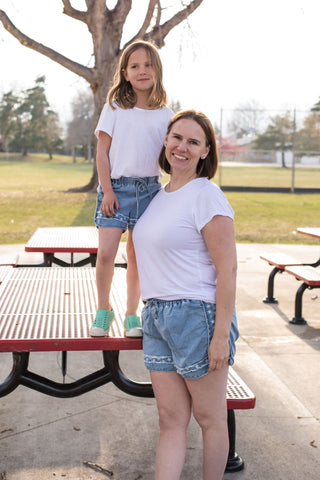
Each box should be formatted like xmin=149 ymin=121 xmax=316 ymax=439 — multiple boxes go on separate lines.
xmin=0 ymin=154 xmax=319 ymax=245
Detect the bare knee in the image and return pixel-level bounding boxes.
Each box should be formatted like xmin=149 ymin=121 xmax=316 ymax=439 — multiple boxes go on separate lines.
xmin=158 ymin=404 xmax=191 ymax=432
xmin=193 ymin=406 xmax=227 ymax=432
xmin=97 ymin=245 xmax=116 ymax=266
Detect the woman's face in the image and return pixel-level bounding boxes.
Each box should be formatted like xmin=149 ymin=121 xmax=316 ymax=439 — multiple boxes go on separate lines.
xmin=165 ymin=118 xmax=210 ymax=177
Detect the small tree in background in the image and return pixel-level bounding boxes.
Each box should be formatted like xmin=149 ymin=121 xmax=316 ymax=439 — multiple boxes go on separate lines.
xmin=0 ymin=77 xmax=62 ymax=157
xmin=66 ymin=90 xmax=95 ymax=163
xmin=253 ymin=112 xmax=294 ymax=168
xmin=0 ymin=90 xmax=20 ymax=152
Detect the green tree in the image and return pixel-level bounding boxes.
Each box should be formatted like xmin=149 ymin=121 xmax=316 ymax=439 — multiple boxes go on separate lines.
xmin=0 ymin=0 xmax=204 ymax=190
xmin=0 ymin=90 xmax=20 ymax=152
xmin=295 ymin=112 xmax=320 ymax=154
xmin=253 ymin=112 xmax=294 ymax=168
xmin=8 ymin=76 xmax=62 ymax=157
xmin=311 ymin=97 xmax=320 ymax=113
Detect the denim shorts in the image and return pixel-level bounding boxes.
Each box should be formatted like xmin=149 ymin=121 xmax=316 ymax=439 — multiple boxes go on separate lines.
xmin=142 ymin=299 xmax=239 ymax=379
xmin=94 ymin=176 xmax=161 ymax=231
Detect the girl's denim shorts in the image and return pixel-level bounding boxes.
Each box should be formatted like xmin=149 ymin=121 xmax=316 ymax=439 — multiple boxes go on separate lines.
xmin=142 ymin=299 xmax=239 ymax=380
xmin=94 ymin=176 xmax=161 ymax=231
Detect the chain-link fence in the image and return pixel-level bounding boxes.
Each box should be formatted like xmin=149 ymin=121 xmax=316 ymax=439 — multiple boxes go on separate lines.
xmin=216 ymin=108 xmax=320 ymax=192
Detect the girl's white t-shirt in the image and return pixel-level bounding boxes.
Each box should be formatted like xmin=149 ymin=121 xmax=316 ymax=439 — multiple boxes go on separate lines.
xmin=95 ymin=103 xmax=173 ymax=179
xmin=133 ymin=178 xmax=234 ymax=303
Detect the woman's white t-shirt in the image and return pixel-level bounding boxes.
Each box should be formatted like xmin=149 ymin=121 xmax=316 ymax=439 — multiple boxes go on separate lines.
xmin=133 ymin=178 xmax=234 ymax=303
xmin=95 ymin=103 xmax=173 ymax=179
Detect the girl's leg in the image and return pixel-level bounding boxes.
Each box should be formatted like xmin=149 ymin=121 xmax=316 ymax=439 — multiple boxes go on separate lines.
xmin=186 ymin=365 xmax=229 ymax=480
xmin=96 ymin=227 xmax=123 ymax=309
xmin=125 ymin=230 xmax=141 ymax=316
xmin=151 ymin=371 xmax=192 ymax=480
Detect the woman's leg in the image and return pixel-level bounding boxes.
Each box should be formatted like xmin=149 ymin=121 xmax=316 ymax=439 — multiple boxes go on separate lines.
xmin=96 ymin=227 xmax=122 ymax=309
xmin=151 ymin=371 xmax=192 ymax=480
xmin=186 ymin=365 xmax=229 ymax=480
xmin=125 ymin=230 xmax=141 ymax=316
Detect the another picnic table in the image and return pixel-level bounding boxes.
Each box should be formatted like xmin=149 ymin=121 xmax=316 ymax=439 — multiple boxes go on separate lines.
xmin=260 ymin=226 xmax=320 ymax=323
xmin=0 ymin=266 xmax=255 ymax=472
xmin=25 ymin=226 xmax=99 ymax=267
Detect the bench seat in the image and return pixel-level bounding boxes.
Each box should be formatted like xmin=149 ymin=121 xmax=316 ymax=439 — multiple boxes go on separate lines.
xmin=260 ymin=253 xmax=303 ymax=303
xmin=284 ymin=265 xmax=320 ymax=324
xmin=0 ymin=253 xmax=19 ymax=267
xmin=285 ymin=265 xmax=320 ymax=285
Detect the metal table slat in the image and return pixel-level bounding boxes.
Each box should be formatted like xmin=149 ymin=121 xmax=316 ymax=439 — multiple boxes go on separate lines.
xmin=0 ymin=267 xmax=143 ymax=351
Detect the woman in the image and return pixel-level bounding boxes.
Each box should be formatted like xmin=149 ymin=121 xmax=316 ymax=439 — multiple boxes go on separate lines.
xmin=133 ymin=110 xmax=239 ymax=480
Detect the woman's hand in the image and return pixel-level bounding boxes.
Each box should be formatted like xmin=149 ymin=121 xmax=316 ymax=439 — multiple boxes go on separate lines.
xmin=101 ymin=188 xmax=119 ymax=217
xmin=208 ymin=335 xmax=230 ymax=371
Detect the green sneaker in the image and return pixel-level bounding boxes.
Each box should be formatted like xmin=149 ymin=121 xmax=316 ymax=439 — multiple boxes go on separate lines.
xmin=124 ymin=315 xmax=143 ymax=338
xmin=89 ymin=309 xmax=114 ymax=337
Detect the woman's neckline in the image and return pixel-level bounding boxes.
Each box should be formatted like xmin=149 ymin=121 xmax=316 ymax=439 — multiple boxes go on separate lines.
xmin=164 ymin=177 xmax=204 ymax=193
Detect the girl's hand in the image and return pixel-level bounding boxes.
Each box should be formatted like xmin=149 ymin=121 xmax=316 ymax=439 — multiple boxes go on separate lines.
xmin=101 ymin=189 xmax=119 ymax=217
xmin=208 ymin=336 xmax=230 ymax=372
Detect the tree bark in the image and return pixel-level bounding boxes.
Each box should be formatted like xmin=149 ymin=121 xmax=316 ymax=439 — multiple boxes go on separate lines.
xmin=0 ymin=0 xmax=204 ymax=192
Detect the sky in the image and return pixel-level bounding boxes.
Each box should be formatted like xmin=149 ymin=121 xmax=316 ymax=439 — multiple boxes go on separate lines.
xmin=0 ymin=0 xmax=320 ymax=130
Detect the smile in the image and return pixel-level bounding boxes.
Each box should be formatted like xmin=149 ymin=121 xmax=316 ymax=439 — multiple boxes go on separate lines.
xmin=173 ymin=153 xmax=187 ymax=161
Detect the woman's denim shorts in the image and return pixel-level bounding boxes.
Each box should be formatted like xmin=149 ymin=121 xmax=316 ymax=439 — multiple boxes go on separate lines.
xmin=94 ymin=176 xmax=161 ymax=231
xmin=142 ymin=299 xmax=239 ymax=380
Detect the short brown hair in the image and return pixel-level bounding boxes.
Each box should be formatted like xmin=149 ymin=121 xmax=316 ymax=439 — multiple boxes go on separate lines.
xmin=159 ymin=110 xmax=219 ymax=179
xmin=107 ymin=40 xmax=167 ymax=110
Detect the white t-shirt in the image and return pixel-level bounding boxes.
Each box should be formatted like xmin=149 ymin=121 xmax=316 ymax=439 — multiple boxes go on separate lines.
xmin=133 ymin=178 xmax=234 ymax=303
xmin=95 ymin=103 xmax=173 ymax=179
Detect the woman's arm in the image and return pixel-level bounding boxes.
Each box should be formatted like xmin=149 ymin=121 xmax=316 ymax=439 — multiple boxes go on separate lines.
xmin=96 ymin=131 xmax=119 ymax=216
xmin=201 ymin=215 xmax=237 ymax=371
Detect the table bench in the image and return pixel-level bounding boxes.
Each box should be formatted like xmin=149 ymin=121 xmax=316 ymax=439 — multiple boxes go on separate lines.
xmin=0 ymin=265 xmax=13 ymax=284
xmin=284 ymin=265 xmax=320 ymax=324
xmin=24 ymin=226 xmax=99 ymax=267
xmin=260 ymin=228 xmax=320 ymax=305
xmin=0 ymin=253 xmax=19 ymax=266
xmin=0 ymin=266 xmax=255 ymax=473
xmin=260 ymin=253 xmax=304 ymax=303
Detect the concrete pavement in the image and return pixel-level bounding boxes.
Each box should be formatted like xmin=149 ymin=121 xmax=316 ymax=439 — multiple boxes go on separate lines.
xmin=0 ymin=242 xmax=319 ymax=479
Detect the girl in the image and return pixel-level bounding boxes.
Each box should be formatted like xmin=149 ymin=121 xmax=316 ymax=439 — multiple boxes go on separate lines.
xmin=90 ymin=40 xmax=173 ymax=337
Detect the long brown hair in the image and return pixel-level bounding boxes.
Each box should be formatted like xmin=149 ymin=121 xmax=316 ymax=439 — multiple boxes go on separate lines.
xmin=159 ymin=110 xmax=219 ymax=179
xmin=107 ymin=40 xmax=167 ymax=110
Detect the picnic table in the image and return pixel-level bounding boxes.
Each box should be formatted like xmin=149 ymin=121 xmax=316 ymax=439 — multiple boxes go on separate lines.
xmin=25 ymin=226 xmax=99 ymax=267
xmin=0 ymin=265 xmax=255 ymax=472
xmin=260 ymin=226 xmax=320 ymax=323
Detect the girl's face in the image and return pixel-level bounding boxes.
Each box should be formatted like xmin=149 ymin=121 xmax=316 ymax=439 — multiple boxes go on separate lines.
xmin=165 ymin=118 xmax=210 ymax=177
xmin=123 ymin=48 xmax=156 ymax=94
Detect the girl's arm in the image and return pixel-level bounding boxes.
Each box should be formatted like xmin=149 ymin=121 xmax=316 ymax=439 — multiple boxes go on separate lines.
xmin=201 ymin=215 xmax=237 ymax=371
xmin=96 ymin=131 xmax=119 ymax=216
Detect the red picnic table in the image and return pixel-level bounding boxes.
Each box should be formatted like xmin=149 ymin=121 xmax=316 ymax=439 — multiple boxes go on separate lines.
xmin=25 ymin=226 xmax=99 ymax=267
xmin=0 ymin=266 xmax=255 ymax=472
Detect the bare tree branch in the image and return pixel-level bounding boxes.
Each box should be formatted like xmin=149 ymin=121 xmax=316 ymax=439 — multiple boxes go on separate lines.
xmin=155 ymin=1 xmax=162 ymax=27
xmin=0 ymin=9 xmax=94 ymax=84
xmin=111 ymin=0 xmax=132 ymax=34
xmin=145 ymin=0 xmax=204 ymax=47
xmin=62 ymin=0 xmax=87 ymax=23
xmin=134 ymin=0 xmax=158 ymax=40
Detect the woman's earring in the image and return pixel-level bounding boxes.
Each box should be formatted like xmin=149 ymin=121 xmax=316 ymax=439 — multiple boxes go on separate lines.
xmin=201 ymin=154 xmax=207 ymax=159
